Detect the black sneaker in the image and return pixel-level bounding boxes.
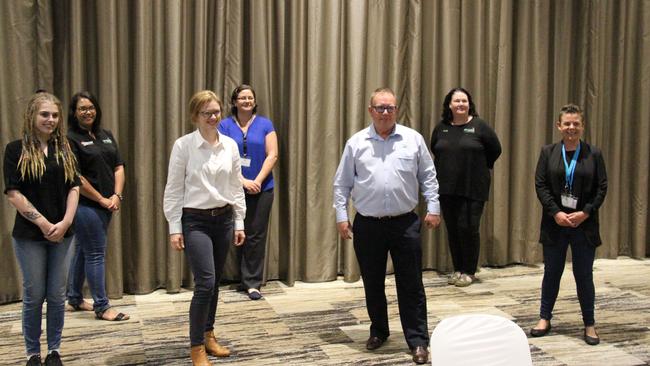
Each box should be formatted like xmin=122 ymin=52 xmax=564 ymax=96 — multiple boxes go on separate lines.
xmin=26 ymin=355 xmax=41 ymax=366
xmin=44 ymin=351 xmax=63 ymax=366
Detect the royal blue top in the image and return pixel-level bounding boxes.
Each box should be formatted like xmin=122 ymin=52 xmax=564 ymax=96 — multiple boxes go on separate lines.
xmin=218 ymin=115 xmax=275 ymax=192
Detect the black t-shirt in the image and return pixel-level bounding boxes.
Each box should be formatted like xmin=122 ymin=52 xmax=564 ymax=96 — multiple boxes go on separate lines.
xmin=3 ymin=139 xmax=80 ymax=240
xmin=430 ymin=117 xmax=502 ymax=201
xmin=67 ymin=128 xmax=124 ymax=209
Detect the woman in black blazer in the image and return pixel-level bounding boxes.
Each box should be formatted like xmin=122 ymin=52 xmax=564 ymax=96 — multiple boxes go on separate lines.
xmin=530 ymin=104 xmax=607 ymax=345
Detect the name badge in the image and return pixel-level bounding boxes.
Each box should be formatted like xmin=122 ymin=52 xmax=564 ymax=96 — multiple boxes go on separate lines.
xmin=241 ymin=157 xmax=252 ymax=168
xmin=561 ymin=193 xmax=578 ymax=209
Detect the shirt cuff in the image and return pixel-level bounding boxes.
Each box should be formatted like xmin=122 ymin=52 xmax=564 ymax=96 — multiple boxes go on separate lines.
xmin=169 ymin=221 xmax=182 ymax=234
xmin=427 ymin=201 xmax=441 ymax=215
xmin=335 ymin=208 xmax=349 ymax=223
xmin=234 ymin=219 xmax=245 ymax=231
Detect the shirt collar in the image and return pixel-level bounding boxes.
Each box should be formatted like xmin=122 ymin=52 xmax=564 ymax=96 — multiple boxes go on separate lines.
xmin=367 ymin=123 xmax=401 ymax=140
xmin=192 ymin=129 xmax=223 ymax=149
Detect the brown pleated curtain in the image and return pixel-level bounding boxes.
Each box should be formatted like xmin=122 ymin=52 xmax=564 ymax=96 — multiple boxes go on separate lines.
xmin=0 ymin=0 xmax=648 ymax=304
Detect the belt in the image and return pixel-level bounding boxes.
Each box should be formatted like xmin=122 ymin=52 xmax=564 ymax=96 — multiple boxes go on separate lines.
xmin=183 ymin=205 xmax=231 ymax=217
xmin=361 ymin=211 xmax=412 ymax=220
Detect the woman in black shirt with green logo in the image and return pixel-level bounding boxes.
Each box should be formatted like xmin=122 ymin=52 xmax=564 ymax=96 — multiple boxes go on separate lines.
xmin=430 ymin=87 xmax=502 ymax=287
xmin=65 ymin=91 xmax=129 ymax=322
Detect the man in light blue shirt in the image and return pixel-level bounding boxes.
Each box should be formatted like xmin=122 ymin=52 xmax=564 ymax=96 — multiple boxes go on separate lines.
xmin=333 ymin=87 xmax=441 ymax=365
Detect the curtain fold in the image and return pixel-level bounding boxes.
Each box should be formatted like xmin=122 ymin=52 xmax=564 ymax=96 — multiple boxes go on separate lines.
xmin=1 ymin=0 xmax=648 ymax=304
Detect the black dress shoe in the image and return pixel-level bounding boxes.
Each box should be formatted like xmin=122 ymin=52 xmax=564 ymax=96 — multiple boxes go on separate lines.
xmin=584 ymin=329 xmax=600 ymax=345
xmin=365 ymin=336 xmax=385 ymax=350
xmin=530 ymin=322 xmax=552 ymax=337
xmin=412 ymin=345 xmax=429 ymax=364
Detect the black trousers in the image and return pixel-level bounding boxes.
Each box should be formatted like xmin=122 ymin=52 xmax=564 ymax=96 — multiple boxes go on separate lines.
xmin=439 ymin=195 xmax=485 ymax=275
xmin=239 ymin=190 xmax=274 ymax=290
xmin=352 ymin=212 xmax=429 ymax=348
xmin=540 ymin=227 xmax=596 ymax=326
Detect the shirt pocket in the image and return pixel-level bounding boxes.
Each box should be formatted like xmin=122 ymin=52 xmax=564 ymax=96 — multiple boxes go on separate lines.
xmin=395 ymin=152 xmax=416 ymax=171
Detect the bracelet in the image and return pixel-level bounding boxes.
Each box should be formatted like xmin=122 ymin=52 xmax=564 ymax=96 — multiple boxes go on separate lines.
xmin=115 ymin=193 xmax=123 ymax=201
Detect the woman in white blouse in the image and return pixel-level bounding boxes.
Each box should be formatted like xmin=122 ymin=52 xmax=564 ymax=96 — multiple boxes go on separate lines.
xmin=163 ymin=90 xmax=246 ymax=365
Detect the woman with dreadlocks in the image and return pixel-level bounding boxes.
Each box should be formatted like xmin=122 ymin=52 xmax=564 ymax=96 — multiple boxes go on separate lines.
xmin=3 ymin=92 xmax=80 ymax=366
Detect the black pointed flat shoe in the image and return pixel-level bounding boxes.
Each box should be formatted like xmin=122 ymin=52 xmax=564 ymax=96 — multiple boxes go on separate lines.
xmin=530 ymin=322 xmax=552 ymax=337
xmin=583 ymin=329 xmax=600 ymax=345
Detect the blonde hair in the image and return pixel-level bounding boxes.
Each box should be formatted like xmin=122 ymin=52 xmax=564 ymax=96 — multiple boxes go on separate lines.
xmin=18 ymin=93 xmax=77 ymax=183
xmin=188 ymin=90 xmax=223 ymax=123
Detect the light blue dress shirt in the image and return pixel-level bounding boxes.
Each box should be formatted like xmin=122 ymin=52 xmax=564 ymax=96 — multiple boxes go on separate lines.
xmin=333 ymin=123 xmax=440 ymax=223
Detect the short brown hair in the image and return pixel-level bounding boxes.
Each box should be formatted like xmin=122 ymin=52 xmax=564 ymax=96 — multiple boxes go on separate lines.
xmin=557 ymin=103 xmax=584 ymax=122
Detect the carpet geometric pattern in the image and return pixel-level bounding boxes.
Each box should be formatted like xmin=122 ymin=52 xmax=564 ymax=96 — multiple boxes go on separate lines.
xmin=1 ymin=257 xmax=648 ymax=365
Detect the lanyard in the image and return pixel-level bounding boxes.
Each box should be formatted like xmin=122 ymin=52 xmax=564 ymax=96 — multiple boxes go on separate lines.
xmin=242 ymin=132 xmax=248 ymax=157
xmin=561 ymin=142 xmax=581 ymax=192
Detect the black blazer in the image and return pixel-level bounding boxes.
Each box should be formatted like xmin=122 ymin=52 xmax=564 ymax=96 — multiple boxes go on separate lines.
xmin=535 ymin=140 xmax=607 ymax=246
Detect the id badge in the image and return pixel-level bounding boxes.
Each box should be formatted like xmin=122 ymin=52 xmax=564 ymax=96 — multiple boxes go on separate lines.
xmin=240 ymin=156 xmax=252 ymax=168
xmin=561 ymin=193 xmax=578 ymax=209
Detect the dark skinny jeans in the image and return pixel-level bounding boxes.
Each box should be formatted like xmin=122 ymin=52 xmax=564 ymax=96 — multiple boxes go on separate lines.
xmin=182 ymin=210 xmax=233 ymax=346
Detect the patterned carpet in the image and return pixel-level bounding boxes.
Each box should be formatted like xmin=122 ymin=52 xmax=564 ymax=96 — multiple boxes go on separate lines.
xmin=1 ymin=257 xmax=649 ymax=365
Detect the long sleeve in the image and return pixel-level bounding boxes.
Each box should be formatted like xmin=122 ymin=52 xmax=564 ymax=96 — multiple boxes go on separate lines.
xmin=229 ymin=142 xmax=246 ymax=230
xmin=582 ymin=148 xmax=607 ymax=215
xmin=416 ymin=135 xmax=440 ymax=215
xmin=481 ymin=122 xmax=502 ymax=169
xmin=535 ymin=146 xmax=562 ymax=217
xmin=163 ymin=140 xmax=187 ymax=234
xmin=332 ymin=143 xmax=354 ymax=223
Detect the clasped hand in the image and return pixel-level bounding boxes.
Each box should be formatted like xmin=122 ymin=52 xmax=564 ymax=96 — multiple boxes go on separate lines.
xmin=40 ymin=220 xmax=70 ymax=243
xmin=554 ymin=211 xmax=589 ymax=227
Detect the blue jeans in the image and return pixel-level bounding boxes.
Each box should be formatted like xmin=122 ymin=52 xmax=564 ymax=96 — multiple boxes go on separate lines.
xmin=182 ymin=210 xmax=233 ymax=346
xmin=13 ymin=236 xmax=72 ymax=356
xmin=67 ymin=205 xmax=112 ymax=314
xmin=539 ymin=227 xmax=596 ymax=326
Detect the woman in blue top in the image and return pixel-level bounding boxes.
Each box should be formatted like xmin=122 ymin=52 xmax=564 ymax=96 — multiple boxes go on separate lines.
xmin=218 ymin=85 xmax=278 ymax=300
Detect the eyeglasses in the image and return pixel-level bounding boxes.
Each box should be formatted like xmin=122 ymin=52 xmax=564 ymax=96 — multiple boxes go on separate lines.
xmin=199 ymin=110 xmax=221 ymax=118
xmin=237 ymin=96 xmax=255 ymax=101
xmin=38 ymin=111 xmax=59 ymax=119
xmin=77 ymin=106 xmax=96 ymax=113
xmin=372 ymin=105 xmax=397 ymax=114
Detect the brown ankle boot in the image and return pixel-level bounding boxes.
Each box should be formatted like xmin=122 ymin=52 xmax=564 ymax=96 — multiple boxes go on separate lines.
xmin=204 ymin=331 xmax=231 ymax=357
xmin=190 ymin=345 xmax=212 ymax=366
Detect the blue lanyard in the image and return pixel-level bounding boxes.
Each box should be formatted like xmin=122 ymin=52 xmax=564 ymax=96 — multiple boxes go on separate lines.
xmin=561 ymin=142 xmax=581 ymax=192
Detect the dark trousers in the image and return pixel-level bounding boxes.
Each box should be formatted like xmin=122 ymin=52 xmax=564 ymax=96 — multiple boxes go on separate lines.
xmin=239 ymin=190 xmax=273 ymax=290
xmin=439 ymin=195 xmax=485 ymax=275
xmin=352 ymin=212 xmax=429 ymax=348
xmin=539 ymin=227 xmax=596 ymax=326
xmin=182 ymin=210 xmax=233 ymax=346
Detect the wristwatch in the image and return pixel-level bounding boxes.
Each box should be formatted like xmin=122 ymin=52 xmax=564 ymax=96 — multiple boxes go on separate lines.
xmin=115 ymin=193 xmax=123 ymax=201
